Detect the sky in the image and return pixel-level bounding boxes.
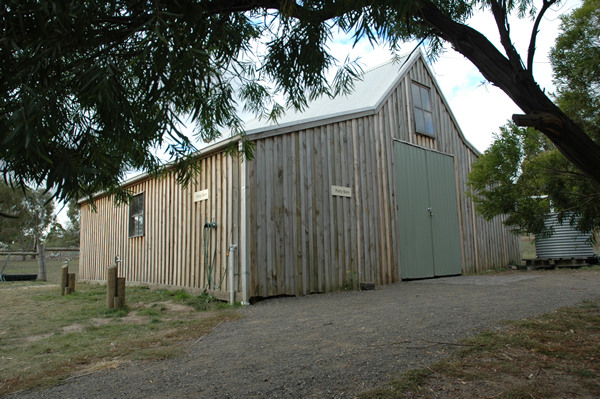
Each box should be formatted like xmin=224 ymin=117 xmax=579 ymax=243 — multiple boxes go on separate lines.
xmin=175 ymin=0 xmax=581 ymax=154
xmin=57 ymin=0 xmax=581 ymax=226
xmin=324 ymin=0 xmax=582 ymax=152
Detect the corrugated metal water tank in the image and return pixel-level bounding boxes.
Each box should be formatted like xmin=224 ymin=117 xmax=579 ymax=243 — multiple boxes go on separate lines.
xmin=535 ymin=213 xmax=594 ymax=258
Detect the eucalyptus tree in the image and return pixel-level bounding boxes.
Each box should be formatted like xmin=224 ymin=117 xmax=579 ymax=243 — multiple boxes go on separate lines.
xmin=550 ymin=0 xmax=600 ymax=146
xmin=467 ymin=122 xmax=600 ymax=235
xmin=468 ymin=0 xmax=600 ymax=235
xmin=1 ymin=0 xmax=599 ymax=204
xmin=0 ymin=182 xmax=55 ymax=251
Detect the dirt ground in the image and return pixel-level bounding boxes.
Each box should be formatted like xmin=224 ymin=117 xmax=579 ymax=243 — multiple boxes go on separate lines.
xmin=5 ymin=269 xmax=600 ymax=399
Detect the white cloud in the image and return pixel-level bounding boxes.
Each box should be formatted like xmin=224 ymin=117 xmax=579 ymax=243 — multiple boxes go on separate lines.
xmin=178 ymin=1 xmax=581 ymax=154
xmin=429 ymin=0 xmax=582 ymax=151
xmin=325 ymin=0 xmax=581 ymax=152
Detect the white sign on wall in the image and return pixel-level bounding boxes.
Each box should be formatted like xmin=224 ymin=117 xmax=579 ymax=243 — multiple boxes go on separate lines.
xmin=331 ymin=185 xmax=352 ymax=198
xmin=193 ymin=189 xmax=209 ymax=202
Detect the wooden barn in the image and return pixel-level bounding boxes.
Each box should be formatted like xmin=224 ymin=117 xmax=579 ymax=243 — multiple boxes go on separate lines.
xmin=78 ymin=51 xmax=521 ymax=303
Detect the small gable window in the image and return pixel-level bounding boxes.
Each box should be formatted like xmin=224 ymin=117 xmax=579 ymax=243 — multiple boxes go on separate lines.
xmin=129 ymin=193 xmax=145 ymax=238
xmin=411 ymin=82 xmax=435 ymax=137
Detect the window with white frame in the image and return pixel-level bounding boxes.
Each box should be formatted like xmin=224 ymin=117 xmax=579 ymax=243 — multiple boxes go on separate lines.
xmin=411 ymin=82 xmax=435 ymax=137
xmin=129 ymin=193 xmax=145 ymax=238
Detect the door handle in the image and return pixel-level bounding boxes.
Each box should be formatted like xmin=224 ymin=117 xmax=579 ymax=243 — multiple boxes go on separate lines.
xmin=427 ymin=207 xmax=433 ymax=216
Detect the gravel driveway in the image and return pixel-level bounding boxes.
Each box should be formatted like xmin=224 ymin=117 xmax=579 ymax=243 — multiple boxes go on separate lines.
xmin=6 ymin=270 xmax=600 ymax=399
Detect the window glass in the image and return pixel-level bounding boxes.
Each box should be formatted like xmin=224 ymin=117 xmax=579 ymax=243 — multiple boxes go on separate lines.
xmin=420 ymin=87 xmax=431 ymax=111
xmin=414 ymin=109 xmax=426 ymax=134
xmin=129 ymin=193 xmax=145 ymax=237
xmin=411 ymin=82 xmax=435 ymax=137
xmin=424 ymin=112 xmax=435 ymax=135
xmin=411 ymin=83 xmax=422 ymax=108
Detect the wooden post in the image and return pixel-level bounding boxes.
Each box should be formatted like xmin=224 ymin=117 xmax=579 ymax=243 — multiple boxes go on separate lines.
xmin=37 ymin=244 xmax=47 ymax=281
xmin=61 ymin=265 xmax=68 ymax=295
xmin=115 ymin=277 xmax=126 ymax=309
xmin=106 ymin=265 xmax=117 ymax=309
xmin=68 ymin=273 xmax=76 ymax=293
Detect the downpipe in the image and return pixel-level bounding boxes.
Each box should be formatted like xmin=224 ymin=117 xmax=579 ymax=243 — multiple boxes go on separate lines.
xmin=228 ymin=244 xmax=237 ymax=305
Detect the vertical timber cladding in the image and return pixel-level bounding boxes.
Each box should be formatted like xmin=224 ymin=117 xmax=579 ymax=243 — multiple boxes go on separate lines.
xmin=78 ymin=150 xmax=242 ymax=297
xmin=394 ymin=141 xmax=462 ymax=279
xmin=247 ymin=117 xmax=398 ymax=298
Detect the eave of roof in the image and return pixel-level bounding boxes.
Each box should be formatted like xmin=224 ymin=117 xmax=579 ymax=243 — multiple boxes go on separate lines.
xmin=80 ymin=48 xmax=480 ymax=204
xmin=242 ymin=51 xmax=417 ymax=138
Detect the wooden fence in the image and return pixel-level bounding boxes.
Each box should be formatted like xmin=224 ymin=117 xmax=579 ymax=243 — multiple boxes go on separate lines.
xmin=0 ymin=245 xmax=80 ymax=281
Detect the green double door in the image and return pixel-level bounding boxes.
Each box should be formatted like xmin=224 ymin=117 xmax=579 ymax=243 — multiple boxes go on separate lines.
xmin=394 ymin=142 xmax=462 ymax=279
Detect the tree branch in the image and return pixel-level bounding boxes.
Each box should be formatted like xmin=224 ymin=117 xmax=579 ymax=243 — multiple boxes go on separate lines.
xmin=172 ymin=0 xmax=358 ymax=23
xmin=489 ymin=0 xmax=524 ymax=69
xmin=513 ymin=112 xmax=564 ymax=136
xmin=537 ymin=166 xmax=592 ymax=180
xmin=0 ymin=212 xmax=19 ymax=219
xmin=416 ymin=0 xmax=600 ymax=186
xmin=527 ymin=0 xmax=557 ymax=73
xmin=189 ymin=0 xmax=282 ymax=15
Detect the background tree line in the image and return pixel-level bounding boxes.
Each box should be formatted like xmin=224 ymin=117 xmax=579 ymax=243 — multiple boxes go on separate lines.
xmin=1 ymin=0 xmax=599 ymax=206
xmin=0 ymin=183 xmax=79 ymax=251
xmin=1 ymin=0 xmax=598 ymax=240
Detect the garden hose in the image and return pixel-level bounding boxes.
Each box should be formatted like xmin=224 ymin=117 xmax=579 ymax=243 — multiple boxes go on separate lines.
xmin=203 ymin=220 xmax=226 ymax=292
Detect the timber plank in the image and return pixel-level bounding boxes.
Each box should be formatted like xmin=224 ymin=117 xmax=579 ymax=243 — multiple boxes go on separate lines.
xmin=374 ymin=111 xmax=387 ymax=285
xmin=341 ymin=121 xmax=354 ymax=287
xmin=383 ymin=108 xmax=399 ymax=282
xmin=265 ymin=138 xmax=275 ymax=296
xmin=351 ymin=118 xmax=363 ymax=290
xmin=338 ymin=122 xmax=350 ymax=288
xmin=247 ymin=150 xmax=256 ymax=296
xmin=199 ymin=160 xmax=206 ymax=289
xmin=358 ymin=117 xmax=371 ymax=285
xmin=316 ymin=126 xmax=327 ymax=292
xmin=299 ymin=130 xmax=310 ymax=294
xmin=329 ymin=123 xmax=340 ymax=290
xmin=380 ymin=104 xmax=393 ymax=283
xmin=305 ymin=129 xmax=318 ymax=293
xmin=190 ymin=172 xmax=197 ymax=288
xmin=272 ymin=137 xmax=284 ymax=295
xmin=282 ymin=134 xmax=294 ymax=295
xmin=293 ymin=132 xmax=304 ymax=296
xmin=256 ymin=140 xmax=267 ymax=297
xmin=366 ymin=115 xmax=379 ymax=285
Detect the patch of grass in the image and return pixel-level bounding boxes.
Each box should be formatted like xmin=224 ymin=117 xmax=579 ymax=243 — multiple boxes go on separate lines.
xmin=581 ymin=265 xmax=600 ymax=272
xmin=574 ymin=368 xmax=597 ymax=379
xmin=0 ymin=254 xmax=80 ymax=283
xmin=137 ymin=307 xmax=162 ymax=317
xmin=580 ymin=299 xmax=599 ymax=309
xmin=520 ymin=235 xmax=536 ymax=259
xmin=361 ymin=298 xmax=600 ymax=398
xmin=502 ymin=383 xmax=551 ymax=398
xmin=164 ymin=289 xmax=238 ymax=311
xmin=389 ymin=369 xmax=430 ymax=392
xmin=464 ymin=266 xmax=511 ymax=276
xmin=0 ymin=283 xmax=240 ymax=395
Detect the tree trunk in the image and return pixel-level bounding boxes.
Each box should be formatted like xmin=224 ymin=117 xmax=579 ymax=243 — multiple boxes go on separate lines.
xmin=37 ymin=244 xmax=47 ymax=281
xmin=419 ymin=0 xmax=600 ymax=186
xmin=19 ymin=234 xmax=27 ymax=261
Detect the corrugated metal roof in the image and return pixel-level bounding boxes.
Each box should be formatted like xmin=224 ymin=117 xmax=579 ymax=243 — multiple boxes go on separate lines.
xmin=80 ymin=56 xmax=416 ymax=203
xmin=242 ymin=53 xmax=414 ymax=135
xmin=82 ymin=49 xmax=482 ymax=203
